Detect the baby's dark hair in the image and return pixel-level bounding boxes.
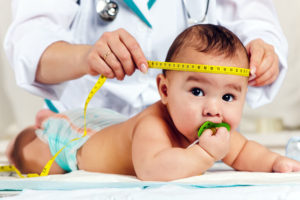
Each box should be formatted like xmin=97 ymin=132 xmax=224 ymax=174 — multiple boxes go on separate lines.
xmin=164 ymin=24 xmax=249 ymax=73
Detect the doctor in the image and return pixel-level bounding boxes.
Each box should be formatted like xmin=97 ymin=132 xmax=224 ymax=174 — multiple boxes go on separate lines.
xmin=4 ymin=0 xmax=287 ymax=116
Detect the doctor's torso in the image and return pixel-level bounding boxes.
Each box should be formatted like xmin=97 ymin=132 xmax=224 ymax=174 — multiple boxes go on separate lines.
xmin=53 ymin=0 xmax=217 ymax=115
xmin=5 ymin=0 xmax=287 ymax=114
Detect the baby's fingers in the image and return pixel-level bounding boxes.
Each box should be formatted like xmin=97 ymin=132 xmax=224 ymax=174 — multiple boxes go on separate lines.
xmin=214 ymin=127 xmax=230 ymax=139
xmin=199 ymin=127 xmax=230 ymax=144
xmin=215 ymin=127 xmax=229 ymax=134
xmin=199 ymin=128 xmax=214 ymax=138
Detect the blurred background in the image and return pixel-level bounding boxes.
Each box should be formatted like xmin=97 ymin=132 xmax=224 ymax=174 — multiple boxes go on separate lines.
xmin=0 ymin=1 xmax=300 ymax=154
xmin=239 ymin=1 xmax=300 ymax=134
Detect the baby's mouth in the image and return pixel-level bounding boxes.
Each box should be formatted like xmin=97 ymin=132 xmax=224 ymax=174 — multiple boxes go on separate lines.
xmin=197 ymin=121 xmax=231 ymax=137
xmin=187 ymin=121 xmax=231 ymax=149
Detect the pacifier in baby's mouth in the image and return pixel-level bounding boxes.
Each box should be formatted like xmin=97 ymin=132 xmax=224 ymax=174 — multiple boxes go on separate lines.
xmin=197 ymin=121 xmax=231 ymax=137
xmin=187 ymin=121 xmax=231 ymax=148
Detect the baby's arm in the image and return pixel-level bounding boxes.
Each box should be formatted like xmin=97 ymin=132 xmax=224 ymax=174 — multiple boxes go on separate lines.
xmin=223 ymin=131 xmax=300 ymax=172
xmin=132 ymin=117 xmax=228 ymax=181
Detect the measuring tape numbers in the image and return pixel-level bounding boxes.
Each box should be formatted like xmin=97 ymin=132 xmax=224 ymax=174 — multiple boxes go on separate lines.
xmin=0 ymin=61 xmax=249 ymax=178
xmin=148 ymin=61 xmax=249 ymax=77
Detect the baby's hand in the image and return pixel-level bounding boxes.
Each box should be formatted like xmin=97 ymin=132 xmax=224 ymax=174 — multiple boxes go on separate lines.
xmin=272 ymin=156 xmax=300 ymax=173
xmin=198 ymin=127 xmax=230 ymax=161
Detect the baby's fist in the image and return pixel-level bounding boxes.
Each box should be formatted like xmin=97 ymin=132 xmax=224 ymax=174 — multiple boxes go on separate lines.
xmin=198 ymin=127 xmax=230 ymax=161
xmin=272 ymin=156 xmax=300 ymax=173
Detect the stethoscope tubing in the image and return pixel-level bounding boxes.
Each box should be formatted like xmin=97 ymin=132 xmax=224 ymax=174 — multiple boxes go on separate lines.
xmin=97 ymin=0 xmax=210 ymax=25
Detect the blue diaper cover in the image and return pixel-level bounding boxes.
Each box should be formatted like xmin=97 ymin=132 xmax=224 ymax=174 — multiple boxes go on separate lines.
xmin=35 ymin=108 xmax=127 ymax=172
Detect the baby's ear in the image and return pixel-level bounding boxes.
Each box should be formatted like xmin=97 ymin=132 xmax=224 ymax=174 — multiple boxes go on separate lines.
xmin=156 ymin=74 xmax=168 ymax=104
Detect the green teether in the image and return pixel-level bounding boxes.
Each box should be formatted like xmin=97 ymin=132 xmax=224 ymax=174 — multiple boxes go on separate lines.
xmin=198 ymin=121 xmax=231 ymax=137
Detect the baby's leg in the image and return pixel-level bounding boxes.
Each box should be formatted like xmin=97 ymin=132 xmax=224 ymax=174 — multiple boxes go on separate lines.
xmin=5 ymin=126 xmax=65 ymax=174
xmin=5 ymin=126 xmax=36 ymax=168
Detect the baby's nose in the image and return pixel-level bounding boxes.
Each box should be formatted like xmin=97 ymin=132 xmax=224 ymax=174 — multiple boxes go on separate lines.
xmin=203 ymin=109 xmax=220 ymax=117
xmin=203 ymin=100 xmax=221 ymax=117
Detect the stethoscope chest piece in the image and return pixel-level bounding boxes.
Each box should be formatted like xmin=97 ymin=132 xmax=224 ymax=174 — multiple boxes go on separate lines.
xmin=96 ymin=0 xmax=119 ymax=21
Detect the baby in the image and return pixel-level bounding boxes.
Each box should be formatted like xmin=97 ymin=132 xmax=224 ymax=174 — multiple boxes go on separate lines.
xmin=6 ymin=24 xmax=300 ymax=181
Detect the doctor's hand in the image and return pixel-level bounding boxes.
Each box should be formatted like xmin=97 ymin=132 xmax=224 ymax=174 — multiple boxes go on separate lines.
xmin=85 ymin=28 xmax=148 ymax=80
xmin=198 ymin=127 xmax=230 ymax=161
xmin=246 ymin=39 xmax=279 ymax=87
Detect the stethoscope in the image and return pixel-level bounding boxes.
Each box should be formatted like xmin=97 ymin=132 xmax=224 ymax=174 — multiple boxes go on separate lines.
xmin=182 ymin=0 xmax=210 ymax=25
xmin=96 ymin=0 xmax=119 ymax=21
xmin=96 ymin=0 xmax=210 ymax=24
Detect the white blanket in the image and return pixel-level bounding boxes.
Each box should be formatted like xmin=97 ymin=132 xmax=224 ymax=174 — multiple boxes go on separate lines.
xmin=2 ymin=169 xmax=300 ymax=200
xmin=2 ymin=170 xmax=300 ymax=190
xmin=2 ymin=139 xmax=300 ymax=199
xmin=4 ymin=185 xmax=300 ymax=200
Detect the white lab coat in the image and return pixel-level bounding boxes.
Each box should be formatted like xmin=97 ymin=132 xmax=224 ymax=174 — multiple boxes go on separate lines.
xmin=4 ymin=0 xmax=288 ymax=116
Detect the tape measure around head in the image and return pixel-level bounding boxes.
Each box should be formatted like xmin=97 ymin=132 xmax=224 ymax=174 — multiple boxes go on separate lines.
xmin=148 ymin=61 xmax=250 ymax=77
xmin=1 ymin=61 xmax=247 ymax=178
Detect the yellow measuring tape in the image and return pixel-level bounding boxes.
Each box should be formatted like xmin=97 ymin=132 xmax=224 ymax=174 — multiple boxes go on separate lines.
xmin=148 ymin=61 xmax=249 ymax=76
xmin=0 ymin=61 xmax=249 ymax=178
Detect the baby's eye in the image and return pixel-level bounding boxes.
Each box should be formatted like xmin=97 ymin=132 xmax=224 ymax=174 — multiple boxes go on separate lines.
xmin=222 ymin=94 xmax=234 ymax=102
xmin=191 ymin=88 xmax=204 ymax=96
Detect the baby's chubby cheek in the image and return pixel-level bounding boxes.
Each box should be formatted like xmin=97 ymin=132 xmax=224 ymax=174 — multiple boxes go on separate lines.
xmin=224 ymin=113 xmax=242 ymax=132
xmin=168 ymin=102 xmax=202 ymax=139
xmin=174 ymin=116 xmax=201 ymax=140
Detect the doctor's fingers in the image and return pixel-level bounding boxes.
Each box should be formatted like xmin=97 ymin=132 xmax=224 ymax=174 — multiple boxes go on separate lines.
xmin=107 ymin=37 xmax=136 ymax=76
xmin=100 ymin=29 xmax=147 ymax=74
xmin=117 ymin=29 xmax=148 ymax=73
xmin=98 ymin=44 xmax=127 ymax=80
xmin=249 ymin=53 xmax=279 ymax=86
xmin=246 ymin=39 xmax=278 ymax=85
xmin=246 ymin=39 xmax=264 ymax=75
xmin=87 ymin=51 xmax=115 ymax=78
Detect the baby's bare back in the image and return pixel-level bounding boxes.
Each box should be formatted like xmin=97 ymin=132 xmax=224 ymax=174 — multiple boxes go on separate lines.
xmin=75 ymin=102 xmax=164 ymax=175
xmin=76 ymin=118 xmax=136 ymax=175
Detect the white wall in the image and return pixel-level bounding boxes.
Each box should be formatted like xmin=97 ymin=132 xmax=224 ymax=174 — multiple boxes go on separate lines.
xmin=0 ymin=1 xmax=43 ymax=138
xmin=0 ymin=1 xmax=300 ymax=138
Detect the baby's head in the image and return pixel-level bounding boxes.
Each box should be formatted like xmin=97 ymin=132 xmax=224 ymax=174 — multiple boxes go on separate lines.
xmin=157 ymin=24 xmax=249 ymax=142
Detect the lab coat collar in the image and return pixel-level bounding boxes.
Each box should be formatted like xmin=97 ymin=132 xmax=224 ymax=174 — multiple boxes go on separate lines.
xmin=123 ymin=0 xmax=153 ymax=28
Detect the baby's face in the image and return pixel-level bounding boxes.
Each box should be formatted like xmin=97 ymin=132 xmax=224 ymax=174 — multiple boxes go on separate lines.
xmin=158 ymin=48 xmax=248 ymax=142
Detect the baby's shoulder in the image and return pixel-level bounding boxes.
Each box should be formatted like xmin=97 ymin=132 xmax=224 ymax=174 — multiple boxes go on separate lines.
xmin=136 ymin=111 xmax=167 ymax=129
xmin=139 ymin=102 xmax=169 ymax=123
xmin=133 ymin=103 xmax=172 ymax=137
